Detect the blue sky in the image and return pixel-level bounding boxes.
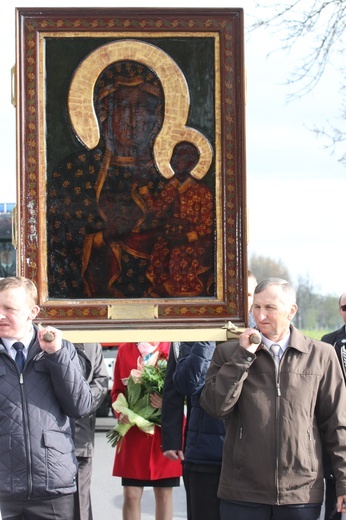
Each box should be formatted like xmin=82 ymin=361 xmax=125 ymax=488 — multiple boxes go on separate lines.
xmin=1 ymin=0 xmax=344 ymax=296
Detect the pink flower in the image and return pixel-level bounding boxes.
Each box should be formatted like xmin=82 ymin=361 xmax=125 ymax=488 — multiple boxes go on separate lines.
xmin=129 ymin=368 xmax=143 ymax=383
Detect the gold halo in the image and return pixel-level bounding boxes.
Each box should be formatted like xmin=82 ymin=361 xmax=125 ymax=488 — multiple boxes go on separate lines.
xmin=68 ymin=40 xmax=213 ymax=179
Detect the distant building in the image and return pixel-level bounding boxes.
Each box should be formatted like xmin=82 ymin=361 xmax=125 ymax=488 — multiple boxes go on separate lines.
xmin=0 ymin=203 xmax=15 ymax=214
xmin=0 ymin=203 xmax=16 ymax=277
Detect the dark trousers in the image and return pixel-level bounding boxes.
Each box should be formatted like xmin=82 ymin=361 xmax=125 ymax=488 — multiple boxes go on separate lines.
xmin=324 ymin=478 xmax=341 ymax=520
xmin=220 ymin=500 xmax=321 ymax=520
xmin=184 ymin=465 xmax=221 ymax=520
xmin=182 ymin=466 xmax=192 ymax=520
xmin=0 ymin=494 xmax=74 ymax=520
xmin=74 ymin=456 xmax=93 ymax=520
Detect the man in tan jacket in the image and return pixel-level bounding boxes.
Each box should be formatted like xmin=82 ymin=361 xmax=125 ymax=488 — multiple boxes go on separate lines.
xmin=201 ymin=278 xmax=346 ymax=520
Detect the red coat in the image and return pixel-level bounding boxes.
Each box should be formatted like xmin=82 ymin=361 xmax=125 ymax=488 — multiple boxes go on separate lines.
xmin=111 ymin=342 xmax=183 ymax=480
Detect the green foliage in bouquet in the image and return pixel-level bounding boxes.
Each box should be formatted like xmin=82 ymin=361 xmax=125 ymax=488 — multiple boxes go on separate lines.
xmin=140 ymin=359 xmax=167 ymax=395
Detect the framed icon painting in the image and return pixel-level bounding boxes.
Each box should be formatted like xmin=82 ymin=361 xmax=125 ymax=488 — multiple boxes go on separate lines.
xmin=15 ymin=8 xmax=248 ymax=337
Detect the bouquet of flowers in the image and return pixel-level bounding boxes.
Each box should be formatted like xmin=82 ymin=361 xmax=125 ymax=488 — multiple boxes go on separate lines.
xmin=106 ymin=350 xmax=167 ymax=449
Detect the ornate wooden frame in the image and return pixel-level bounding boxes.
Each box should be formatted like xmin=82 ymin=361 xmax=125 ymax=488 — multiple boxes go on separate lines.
xmin=16 ymin=8 xmax=247 ymax=338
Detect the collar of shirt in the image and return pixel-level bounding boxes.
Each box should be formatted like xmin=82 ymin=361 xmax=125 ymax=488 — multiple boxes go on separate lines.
xmin=261 ymin=331 xmax=291 ymax=358
xmin=2 ymin=328 xmax=35 ymax=360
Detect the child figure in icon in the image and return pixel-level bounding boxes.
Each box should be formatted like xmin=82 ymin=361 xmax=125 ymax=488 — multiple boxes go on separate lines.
xmin=142 ymin=141 xmax=214 ymax=297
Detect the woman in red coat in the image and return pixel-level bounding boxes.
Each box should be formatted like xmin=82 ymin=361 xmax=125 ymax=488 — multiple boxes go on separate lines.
xmin=111 ymin=341 xmax=183 ymax=520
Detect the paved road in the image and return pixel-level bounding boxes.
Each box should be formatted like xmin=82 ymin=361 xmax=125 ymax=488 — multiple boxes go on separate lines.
xmin=91 ymin=417 xmax=187 ymax=519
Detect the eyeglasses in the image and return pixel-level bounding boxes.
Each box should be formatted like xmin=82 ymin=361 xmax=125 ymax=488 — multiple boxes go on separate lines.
xmin=340 ymin=305 xmax=346 ymax=312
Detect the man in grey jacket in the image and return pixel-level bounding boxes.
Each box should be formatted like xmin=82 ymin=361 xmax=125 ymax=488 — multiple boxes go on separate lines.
xmin=73 ymin=343 xmax=109 ymax=520
xmin=201 ymin=278 xmax=346 ymax=520
xmin=0 ymin=276 xmax=93 ymax=519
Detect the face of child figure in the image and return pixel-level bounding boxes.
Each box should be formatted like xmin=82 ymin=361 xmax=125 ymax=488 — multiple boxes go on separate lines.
xmin=170 ymin=141 xmax=199 ymax=180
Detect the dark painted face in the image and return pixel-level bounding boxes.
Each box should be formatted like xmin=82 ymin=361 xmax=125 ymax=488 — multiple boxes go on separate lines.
xmin=170 ymin=142 xmax=199 ymax=178
xmin=109 ymin=85 xmax=162 ymax=155
xmin=94 ymin=61 xmax=164 ymax=156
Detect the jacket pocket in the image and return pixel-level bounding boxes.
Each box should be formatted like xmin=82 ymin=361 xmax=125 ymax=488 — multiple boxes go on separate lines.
xmin=0 ymin=434 xmax=13 ymax=492
xmin=43 ymin=430 xmax=77 ymax=492
xmin=307 ymin=426 xmax=319 ymax=473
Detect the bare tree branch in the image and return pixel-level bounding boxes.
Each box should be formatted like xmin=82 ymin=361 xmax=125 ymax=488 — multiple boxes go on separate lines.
xmin=250 ymin=0 xmax=346 ymax=164
xmin=251 ymin=0 xmax=346 ymax=95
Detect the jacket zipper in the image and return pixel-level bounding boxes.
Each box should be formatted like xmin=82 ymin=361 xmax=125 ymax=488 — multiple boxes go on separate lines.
xmin=273 ymin=348 xmax=289 ymax=505
xmin=18 ymin=363 xmax=33 ymax=499
xmin=273 ymin=352 xmax=279 ymax=504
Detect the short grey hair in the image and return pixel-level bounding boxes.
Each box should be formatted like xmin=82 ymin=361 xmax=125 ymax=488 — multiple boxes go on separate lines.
xmin=255 ymin=277 xmax=296 ymax=305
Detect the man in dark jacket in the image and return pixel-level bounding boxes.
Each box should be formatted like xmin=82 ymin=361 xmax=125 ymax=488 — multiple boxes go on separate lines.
xmin=321 ymin=292 xmax=346 ymax=379
xmin=321 ymin=291 xmax=346 ymax=520
xmin=161 ymin=341 xmax=225 ymax=520
xmin=73 ymin=343 xmax=109 ymax=520
xmin=0 ymin=276 xmax=93 ymax=520
xmin=161 ymin=272 xmax=257 ymax=520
